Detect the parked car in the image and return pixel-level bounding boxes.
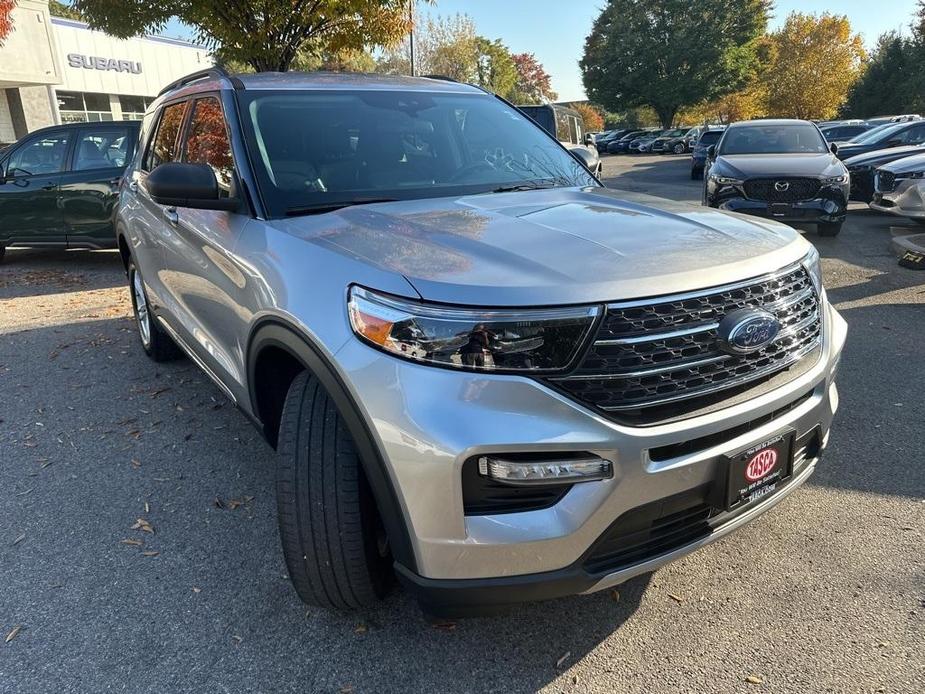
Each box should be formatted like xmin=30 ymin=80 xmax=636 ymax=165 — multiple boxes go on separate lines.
xmin=843 ymin=144 xmax=925 ymax=202
xmin=118 ymin=69 xmax=845 ymax=616
xmin=606 ymin=129 xmax=646 ymax=154
xmin=690 ymin=128 xmax=726 ymax=179
xmin=595 ymin=129 xmax=628 ymax=151
xmin=664 ymin=125 xmax=707 ymax=155
xmin=703 ymin=119 xmax=849 ymax=236
xmin=517 ymin=104 xmax=602 ymax=176
xmin=865 ymin=114 xmax=922 ymax=126
xmin=819 ymin=123 xmax=872 ymax=142
xmin=870 ymin=151 xmax=925 ymax=223
xmin=630 ymin=130 xmax=664 ymax=153
xmin=0 ymin=120 xmax=141 ymax=263
xmin=833 ymin=120 xmax=925 ymax=160
xmin=649 ymin=128 xmax=688 ymax=153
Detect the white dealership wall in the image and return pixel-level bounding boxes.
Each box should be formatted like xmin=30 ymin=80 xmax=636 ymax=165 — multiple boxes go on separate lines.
xmin=0 ymin=1 xmax=211 ymax=142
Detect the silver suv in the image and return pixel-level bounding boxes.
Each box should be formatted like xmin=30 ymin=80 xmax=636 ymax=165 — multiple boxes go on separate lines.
xmin=116 ymin=68 xmax=846 ymax=616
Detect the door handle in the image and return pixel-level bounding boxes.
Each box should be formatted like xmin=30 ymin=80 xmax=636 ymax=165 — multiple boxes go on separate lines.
xmin=165 ymin=207 xmax=179 ymax=226
xmin=128 ymin=180 xmax=138 ymax=193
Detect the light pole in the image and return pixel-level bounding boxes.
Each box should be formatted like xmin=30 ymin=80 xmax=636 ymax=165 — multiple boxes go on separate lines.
xmin=408 ymin=0 xmax=416 ymax=76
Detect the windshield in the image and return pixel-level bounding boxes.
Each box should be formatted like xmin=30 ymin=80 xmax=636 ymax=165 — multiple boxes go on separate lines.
xmin=848 ymin=123 xmax=904 ymax=144
xmin=697 ymin=130 xmax=723 ymax=146
xmin=718 ymin=124 xmax=827 ymax=155
xmin=238 ymin=90 xmax=598 ymax=217
xmin=663 ymin=129 xmax=686 ymax=138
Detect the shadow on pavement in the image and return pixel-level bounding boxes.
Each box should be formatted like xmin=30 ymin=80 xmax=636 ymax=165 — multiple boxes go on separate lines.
xmin=0 ymin=248 xmax=124 ymax=300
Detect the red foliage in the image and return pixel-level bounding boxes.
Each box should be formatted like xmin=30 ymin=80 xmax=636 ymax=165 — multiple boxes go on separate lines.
xmin=511 ymin=53 xmax=557 ymax=103
xmin=0 ymin=0 xmax=15 ymax=43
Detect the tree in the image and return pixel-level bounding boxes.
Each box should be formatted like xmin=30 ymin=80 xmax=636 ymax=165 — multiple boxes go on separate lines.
xmin=74 ymin=0 xmax=418 ymax=72
xmin=580 ymin=0 xmax=771 ymax=128
xmin=49 ymin=1 xmax=84 ymax=20
xmin=0 ymin=0 xmax=14 ymax=44
xmin=509 ymin=53 xmax=557 ymax=104
xmin=570 ymin=103 xmax=604 ymax=132
xmin=840 ymin=33 xmax=916 ymax=117
xmin=378 ymin=13 xmax=477 ymax=81
xmin=473 ymin=37 xmax=516 ymax=97
xmin=763 ymin=12 xmax=866 ymax=120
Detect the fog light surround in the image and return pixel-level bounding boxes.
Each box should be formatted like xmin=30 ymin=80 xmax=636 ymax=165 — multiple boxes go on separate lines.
xmin=477 ymin=455 xmax=612 ymax=486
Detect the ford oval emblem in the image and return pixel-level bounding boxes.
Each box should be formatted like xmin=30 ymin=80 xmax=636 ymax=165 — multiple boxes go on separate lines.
xmin=717 ymin=308 xmax=781 ymax=354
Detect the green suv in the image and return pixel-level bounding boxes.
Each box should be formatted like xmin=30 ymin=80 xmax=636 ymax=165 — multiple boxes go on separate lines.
xmin=0 ymin=120 xmax=140 ymax=263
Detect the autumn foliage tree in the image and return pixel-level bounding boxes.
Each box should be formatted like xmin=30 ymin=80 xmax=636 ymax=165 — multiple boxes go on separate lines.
xmin=570 ymin=103 xmax=604 ymax=132
xmin=74 ymin=0 xmax=419 ymax=72
xmin=509 ymin=53 xmax=557 ymax=104
xmin=0 ymin=0 xmax=15 ymax=44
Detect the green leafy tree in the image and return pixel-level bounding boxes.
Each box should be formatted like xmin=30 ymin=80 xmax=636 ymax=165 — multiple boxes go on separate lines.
xmin=509 ymin=53 xmax=557 ymax=104
xmin=74 ymin=0 xmax=419 ymax=72
xmin=473 ymin=37 xmax=516 ymax=97
xmin=763 ymin=12 xmax=866 ymax=120
xmin=49 ymin=1 xmax=84 ymax=20
xmin=377 ymin=13 xmax=477 ymax=81
xmin=580 ymin=0 xmax=771 ymax=128
xmin=840 ymin=33 xmax=916 ymax=117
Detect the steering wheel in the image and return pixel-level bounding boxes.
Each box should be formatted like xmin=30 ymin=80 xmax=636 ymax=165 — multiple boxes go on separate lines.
xmin=449 ymin=161 xmax=496 ymax=183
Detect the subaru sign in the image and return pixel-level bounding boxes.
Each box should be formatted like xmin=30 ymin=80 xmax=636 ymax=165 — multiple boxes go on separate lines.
xmin=67 ymin=53 xmax=142 ymax=74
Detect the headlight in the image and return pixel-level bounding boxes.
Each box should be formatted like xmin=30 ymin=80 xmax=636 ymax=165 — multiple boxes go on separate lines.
xmin=347 ymin=286 xmax=600 ymax=373
xmin=709 ymin=175 xmax=743 ymax=185
xmin=802 ymin=246 xmax=823 ymax=294
xmin=897 ymin=171 xmax=925 ymax=179
xmin=822 ymin=174 xmax=849 ymax=185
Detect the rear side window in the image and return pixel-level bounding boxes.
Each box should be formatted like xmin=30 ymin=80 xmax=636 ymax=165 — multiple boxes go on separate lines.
xmin=73 ymin=127 xmax=132 ymax=170
xmin=183 ymin=96 xmax=235 ymax=195
xmin=144 ymin=101 xmax=187 ymax=170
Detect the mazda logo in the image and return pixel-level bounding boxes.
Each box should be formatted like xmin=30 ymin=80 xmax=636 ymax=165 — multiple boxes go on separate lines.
xmin=774 ymin=180 xmax=790 ymax=192
xmin=717 ymin=309 xmax=781 ymax=354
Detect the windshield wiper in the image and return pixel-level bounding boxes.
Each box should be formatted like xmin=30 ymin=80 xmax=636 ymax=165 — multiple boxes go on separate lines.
xmin=284 ymin=197 xmax=398 ymax=216
xmin=490 ymin=181 xmax=561 ymax=193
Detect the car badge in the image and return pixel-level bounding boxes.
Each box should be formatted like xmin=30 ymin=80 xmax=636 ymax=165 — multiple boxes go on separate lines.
xmin=717 ymin=308 xmax=781 ymax=355
xmin=774 ymin=180 xmax=790 ymax=192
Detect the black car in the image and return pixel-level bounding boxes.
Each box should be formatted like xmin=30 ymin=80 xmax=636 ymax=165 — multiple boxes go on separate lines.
xmin=690 ymin=129 xmax=725 ymax=179
xmin=703 ymin=119 xmax=849 ymax=236
xmin=0 ymin=120 xmax=141 ymax=262
xmin=843 ymin=144 xmax=925 ymax=202
xmin=833 ymin=121 xmax=925 ymax=160
xmin=820 ymin=123 xmax=871 ymax=141
xmin=606 ymin=129 xmax=646 ymax=154
xmin=650 ymin=128 xmax=689 ymax=154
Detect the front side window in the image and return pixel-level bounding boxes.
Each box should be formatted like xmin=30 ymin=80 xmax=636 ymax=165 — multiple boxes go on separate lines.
xmin=6 ymin=132 xmax=70 ymax=177
xmin=73 ymin=127 xmax=132 ymax=170
xmin=183 ymin=96 xmax=234 ymax=194
xmin=144 ymin=101 xmax=187 ymax=171
xmin=239 ymin=90 xmax=597 ymax=217
xmin=719 ymin=124 xmax=827 ymax=155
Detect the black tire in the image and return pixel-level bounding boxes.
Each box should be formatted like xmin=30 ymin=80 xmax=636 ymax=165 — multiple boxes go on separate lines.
xmin=276 ymin=371 xmax=393 ymax=611
xmin=673 ymin=143 xmax=686 ymax=154
xmin=127 ymin=259 xmax=182 ymax=361
xmin=691 ymin=167 xmax=703 ymax=180
xmin=817 ymin=221 xmax=843 ymax=237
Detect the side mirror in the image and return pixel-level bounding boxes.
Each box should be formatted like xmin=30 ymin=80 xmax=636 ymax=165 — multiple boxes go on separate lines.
xmin=583 ymin=133 xmax=595 ymax=146
xmin=830 ymin=142 xmax=838 ymax=155
xmin=707 ymin=145 xmax=717 ymax=159
xmin=146 ymin=162 xmax=239 ymax=211
xmin=570 ymin=146 xmax=598 ymax=173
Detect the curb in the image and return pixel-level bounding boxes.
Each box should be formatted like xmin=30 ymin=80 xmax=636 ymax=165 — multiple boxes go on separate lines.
xmin=890 ymin=232 xmax=925 ymax=258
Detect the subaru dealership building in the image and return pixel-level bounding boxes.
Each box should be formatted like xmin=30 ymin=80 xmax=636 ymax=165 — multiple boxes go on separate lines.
xmin=0 ymin=0 xmax=211 ymax=144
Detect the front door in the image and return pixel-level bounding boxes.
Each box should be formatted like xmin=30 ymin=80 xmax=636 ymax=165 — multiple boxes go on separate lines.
xmin=0 ymin=130 xmax=71 ymax=246
xmin=59 ymin=125 xmax=135 ymax=248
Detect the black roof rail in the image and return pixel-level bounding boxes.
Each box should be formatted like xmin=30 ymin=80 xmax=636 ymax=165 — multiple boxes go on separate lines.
xmin=421 ymin=74 xmax=459 ymax=83
xmin=157 ymin=66 xmax=244 ymax=97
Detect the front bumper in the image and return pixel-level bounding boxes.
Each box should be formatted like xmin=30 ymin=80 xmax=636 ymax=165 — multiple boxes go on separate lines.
xmin=713 ymin=194 xmax=847 ymax=224
xmin=871 ymin=179 xmax=925 ymax=218
xmin=337 ymin=301 xmax=847 ymax=611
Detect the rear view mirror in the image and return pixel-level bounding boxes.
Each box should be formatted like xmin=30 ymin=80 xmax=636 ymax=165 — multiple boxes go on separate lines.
xmin=147 ymin=162 xmax=239 ymax=211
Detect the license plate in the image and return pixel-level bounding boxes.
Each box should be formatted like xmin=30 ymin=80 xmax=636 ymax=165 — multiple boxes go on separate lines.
xmin=768 ymin=202 xmax=791 ymax=217
xmin=724 ymin=431 xmax=794 ymax=510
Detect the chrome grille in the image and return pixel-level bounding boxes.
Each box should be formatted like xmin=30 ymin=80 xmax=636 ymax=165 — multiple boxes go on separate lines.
xmin=743 ymin=178 xmax=822 ymax=202
xmin=876 ymin=170 xmax=897 ymax=193
xmin=549 ymin=263 xmax=822 ymax=425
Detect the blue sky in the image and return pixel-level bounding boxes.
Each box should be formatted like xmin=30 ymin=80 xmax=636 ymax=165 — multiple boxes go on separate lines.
xmin=163 ymin=1 xmax=922 ymax=101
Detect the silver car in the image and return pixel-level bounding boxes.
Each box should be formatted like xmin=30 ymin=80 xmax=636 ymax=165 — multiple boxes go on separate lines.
xmin=116 ymin=68 xmax=846 ymax=616
xmin=870 ymin=151 xmax=925 ymax=222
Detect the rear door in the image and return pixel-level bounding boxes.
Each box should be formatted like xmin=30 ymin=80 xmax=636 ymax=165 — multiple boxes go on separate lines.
xmin=59 ymin=125 xmax=136 ymax=247
xmin=0 ymin=130 xmax=71 ymax=245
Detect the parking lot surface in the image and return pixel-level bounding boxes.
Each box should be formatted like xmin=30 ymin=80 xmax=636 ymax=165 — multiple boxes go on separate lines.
xmin=1 ymin=154 xmax=923 ymax=693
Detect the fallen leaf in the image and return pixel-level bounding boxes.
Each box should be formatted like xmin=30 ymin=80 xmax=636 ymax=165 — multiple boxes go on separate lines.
xmin=131 ymin=518 xmax=154 ymax=533
xmin=556 ymin=651 xmax=571 ymax=669
xmin=5 ymin=626 xmax=22 ymax=643
xmin=214 ymin=497 xmax=226 ymax=509
xmin=339 ymin=686 xmax=355 ymax=694
xmin=131 ymin=459 xmax=141 ymax=469
xmin=141 ymin=550 xmax=159 ymax=557
xmin=231 ymin=635 xmax=243 ymax=645
xmin=12 ymin=534 xmax=25 ymax=546
xmin=745 ymin=675 xmax=763 ymax=685
xmin=144 ymin=502 xmax=150 ymax=514
xmin=668 ymin=593 xmax=683 ymax=604
xmin=120 ymin=539 xmax=143 ymax=546
xmin=432 ymin=620 xmax=456 ymax=631
xmin=610 ymin=589 xmax=620 ymax=602
xmin=354 ymin=623 xmax=368 ymax=635
xmin=192 ymin=587 xmax=201 ymax=593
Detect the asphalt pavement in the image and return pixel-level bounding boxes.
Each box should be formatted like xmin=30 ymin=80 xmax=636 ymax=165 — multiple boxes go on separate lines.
xmin=1 ymin=154 xmax=923 ymax=693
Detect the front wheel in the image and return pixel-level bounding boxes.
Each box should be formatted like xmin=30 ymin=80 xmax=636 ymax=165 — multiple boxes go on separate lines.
xmin=817 ymin=221 xmax=843 ymax=237
xmin=276 ymin=372 xmax=393 ymax=611
xmin=673 ymin=143 xmax=685 ymax=154
xmin=128 ymin=260 xmax=181 ymax=361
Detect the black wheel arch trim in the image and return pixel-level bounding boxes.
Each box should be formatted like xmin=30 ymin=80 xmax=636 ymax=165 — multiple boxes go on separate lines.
xmin=246 ymin=319 xmax=419 ymax=573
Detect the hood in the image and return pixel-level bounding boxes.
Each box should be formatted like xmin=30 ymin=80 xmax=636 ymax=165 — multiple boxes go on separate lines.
xmin=714 ymin=153 xmax=845 ymax=178
xmin=834 ymin=142 xmax=879 ymax=158
xmin=278 ymin=188 xmax=808 ymax=306
xmin=880 ymin=151 xmax=925 ymax=174
xmin=844 ymin=144 xmax=925 ymax=168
